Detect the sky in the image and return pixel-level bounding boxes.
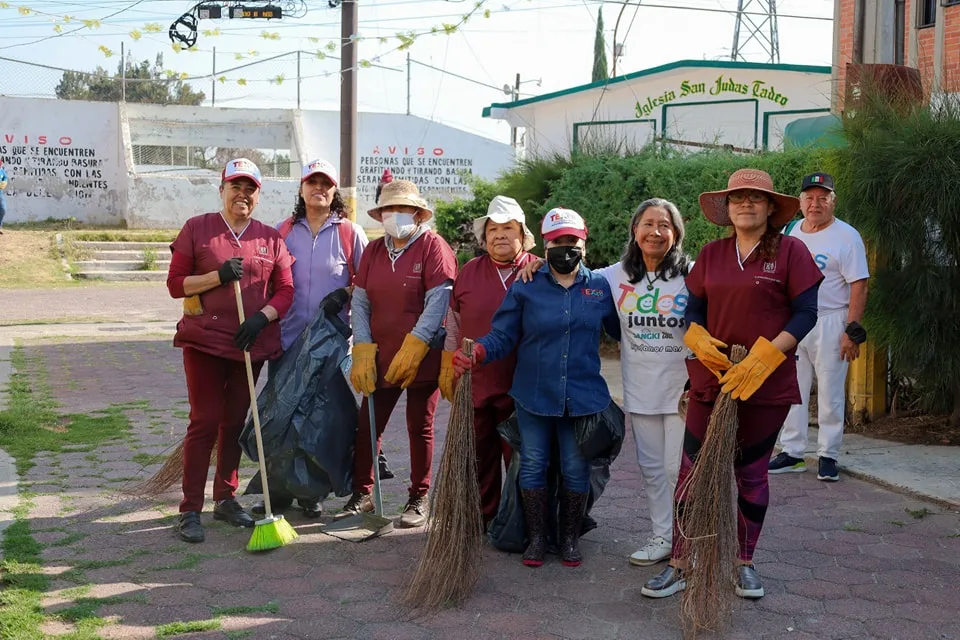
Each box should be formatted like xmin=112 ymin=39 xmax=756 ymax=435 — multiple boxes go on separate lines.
xmin=0 ymin=0 xmax=836 ymax=143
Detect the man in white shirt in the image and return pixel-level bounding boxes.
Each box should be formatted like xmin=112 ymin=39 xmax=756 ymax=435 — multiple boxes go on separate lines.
xmin=769 ymin=173 xmax=870 ymax=481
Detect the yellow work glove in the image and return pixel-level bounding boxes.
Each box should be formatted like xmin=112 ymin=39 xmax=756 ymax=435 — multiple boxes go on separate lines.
xmin=350 ymin=343 xmax=379 ymax=396
xmin=182 ymin=295 xmax=204 ymax=316
xmin=438 ymin=350 xmax=456 ymax=401
xmin=718 ymin=336 xmax=786 ymax=401
xmin=384 ymin=333 xmax=431 ymax=389
xmin=683 ymin=322 xmax=733 ymax=380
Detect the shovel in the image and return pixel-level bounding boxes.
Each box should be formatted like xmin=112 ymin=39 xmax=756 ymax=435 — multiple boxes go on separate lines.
xmin=320 ymin=391 xmax=394 ymax=542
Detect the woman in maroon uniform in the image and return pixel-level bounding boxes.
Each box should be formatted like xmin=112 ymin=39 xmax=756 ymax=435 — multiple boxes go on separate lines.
xmin=641 ymin=169 xmax=823 ymax=599
xmin=439 ymin=196 xmax=538 ymax=527
xmin=336 ymin=180 xmax=457 ymax=528
xmin=166 ymin=158 xmax=295 ymax=543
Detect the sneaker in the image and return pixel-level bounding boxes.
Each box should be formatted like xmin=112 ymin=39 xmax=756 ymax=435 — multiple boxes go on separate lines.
xmin=333 ymin=492 xmax=372 ymax=520
xmin=212 ymin=499 xmax=256 ymax=528
xmin=817 ymin=457 xmax=840 ymax=482
xmin=177 ymin=511 xmax=204 ymax=543
xmin=629 ymin=536 xmax=671 ymax=567
xmin=768 ymin=452 xmax=806 ymax=474
xmin=640 ymin=565 xmax=686 ymax=599
xmin=399 ymin=494 xmax=430 ymax=528
xmin=297 ymin=499 xmax=323 ymax=519
xmin=735 ymin=564 xmax=764 ymax=598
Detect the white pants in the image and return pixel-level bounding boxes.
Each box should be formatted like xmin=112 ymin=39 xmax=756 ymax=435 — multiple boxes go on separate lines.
xmin=631 ymin=412 xmax=685 ymax=542
xmin=780 ymin=309 xmax=850 ymax=460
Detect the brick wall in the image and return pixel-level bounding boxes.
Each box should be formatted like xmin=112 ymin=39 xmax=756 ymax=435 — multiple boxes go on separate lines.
xmin=835 ymin=0 xmax=960 ymax=109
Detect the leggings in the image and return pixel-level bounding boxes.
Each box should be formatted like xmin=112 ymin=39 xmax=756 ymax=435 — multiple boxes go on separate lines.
xmin=672 ymin=399 xmax=790 ymax=563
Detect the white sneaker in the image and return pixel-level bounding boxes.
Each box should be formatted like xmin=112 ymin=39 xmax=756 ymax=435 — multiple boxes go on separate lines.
xmin=629 ymin=536 xmax=671 ymax=566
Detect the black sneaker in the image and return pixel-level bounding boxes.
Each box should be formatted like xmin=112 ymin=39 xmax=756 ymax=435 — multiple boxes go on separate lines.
xmin=212 ymin=499 xmax=256 ymax=528
xmin=251 ymin=496 xmax=293 ymax=516
xmin=735 ymin=564 xmax=764 ymax=598
xmin=817 ymin=457 xmax=840 ymax=482
xmin=177 ymin=512 xmax=205 ymax=543
xmin=768 ymin=452 xmax=806 ymax=474
xmin=297 ymin=499 xmax=323 ymax=519
xmin=640 ymin=565 xmax=686 ymax=599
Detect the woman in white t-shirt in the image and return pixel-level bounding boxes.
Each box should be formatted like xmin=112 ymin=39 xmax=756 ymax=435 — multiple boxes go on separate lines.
xmin=519 ymin=198 xmax=692 ymax=566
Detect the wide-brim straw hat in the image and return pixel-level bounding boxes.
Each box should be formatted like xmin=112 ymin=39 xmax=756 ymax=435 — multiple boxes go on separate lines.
xmin=472 ymin=195 xmax=536 ymax=251
xmin=368 ymin=179 xmax=433 ymax=223
xmin=698 ymin=168 xmax=800 ymax=228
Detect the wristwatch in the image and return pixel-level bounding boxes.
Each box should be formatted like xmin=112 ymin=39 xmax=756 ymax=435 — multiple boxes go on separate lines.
xmin=845 ymin=321 xmax=867 ymax=345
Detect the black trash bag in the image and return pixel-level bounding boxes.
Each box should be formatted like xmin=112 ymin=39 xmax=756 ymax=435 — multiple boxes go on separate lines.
xmin=574 ymin=400 xmax=626 ymax=464
xmin=240 ymin=306 xmax=357 ymax=503
xmin=486 ymin=402 xmax=624 ymax=554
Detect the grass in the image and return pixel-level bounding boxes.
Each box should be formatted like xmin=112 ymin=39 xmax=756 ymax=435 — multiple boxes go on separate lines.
xmin=0 ymin=344 xmax=133 ymax=475
xmin=50 ymin=532 xmax=88 ymax=547
xmin=139 ymin=247 xmax=159 ymax=271
xmin=0 ymin=499 xmax=46 ymax=640
xmin=210 ymin=601 xmax=279 ymax=616
xmin=0 ymin=230 xmax=70 ymax=289
xmin=842 ymin=521 xmax=863 ymax=532
xmin=905 ymin=507 xmax=933 ymax=519
xmin=155 ymin=619 xmax=222 ymax=637
xmin=70 ymin=230 xmax=178 ymax=243
xmin=889 ymin=520 xmax=905 ymax=527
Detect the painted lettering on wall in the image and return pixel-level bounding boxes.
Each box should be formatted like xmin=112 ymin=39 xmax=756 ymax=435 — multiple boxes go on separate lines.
xmin=0 ymin=134 xmax=108 ymax=200
xmin=358 ymin=145 xmax=474 ymax=199
xmin=635 ymin=74 xmax=791 ymax=117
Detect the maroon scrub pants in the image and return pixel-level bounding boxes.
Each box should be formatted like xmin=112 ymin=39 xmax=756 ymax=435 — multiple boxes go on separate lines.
xmin=179 ymin=347 xmax=263 ymax=513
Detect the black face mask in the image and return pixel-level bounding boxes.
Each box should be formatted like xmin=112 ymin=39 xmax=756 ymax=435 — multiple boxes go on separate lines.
xmin=546 ymin=245 xmax=583 ymax=275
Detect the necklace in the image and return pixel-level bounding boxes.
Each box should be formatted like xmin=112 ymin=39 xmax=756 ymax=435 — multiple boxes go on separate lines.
xmin=644 ymin=271 xmax=658 ymax=291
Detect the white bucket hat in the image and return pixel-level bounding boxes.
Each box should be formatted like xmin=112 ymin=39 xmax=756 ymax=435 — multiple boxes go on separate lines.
xmin=472 ymin=195 xmax=536 ymax=251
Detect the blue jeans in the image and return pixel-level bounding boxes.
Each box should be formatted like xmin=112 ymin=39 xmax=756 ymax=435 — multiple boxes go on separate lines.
xmin=516 ymin=404 xmax=590 ymax=493
xmin=0 ymin=197 xmax=6 ymax=228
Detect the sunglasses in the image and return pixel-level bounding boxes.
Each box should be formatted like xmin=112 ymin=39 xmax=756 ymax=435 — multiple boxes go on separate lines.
xmin=727 ymin=190 xmax=769 ymax=204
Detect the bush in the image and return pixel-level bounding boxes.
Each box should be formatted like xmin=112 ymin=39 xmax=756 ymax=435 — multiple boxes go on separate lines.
xmin=835 ymin=92 xmax=960 ymax=426
xmin=434 ymin=147 xmax=827 ymax=268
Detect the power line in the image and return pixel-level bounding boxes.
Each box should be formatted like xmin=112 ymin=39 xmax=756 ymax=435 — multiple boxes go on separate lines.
xmin=0 ymin=0 xmax=149 ymax=51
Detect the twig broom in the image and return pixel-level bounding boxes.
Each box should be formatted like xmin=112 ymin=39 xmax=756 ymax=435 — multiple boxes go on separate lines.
xmin=401 ymin=338 xmax=483 ymax=611
xmin=124 ymin=443 xmax=215 ymax=498
xmin=232 ymin=281 xmax=298 ymax=552
xmin=676 ymin=344 xmax=747 ymax=638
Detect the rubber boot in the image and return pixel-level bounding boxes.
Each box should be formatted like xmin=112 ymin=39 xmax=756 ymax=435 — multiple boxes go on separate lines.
xmin=559 ymin=489 xmax=589 ymax=567
xmin=520 ymin=487 xmax=548 ymax=567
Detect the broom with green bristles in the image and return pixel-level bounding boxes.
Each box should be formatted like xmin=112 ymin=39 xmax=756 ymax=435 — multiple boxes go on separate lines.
xmin=233 ymin=280 xmax=299 ymax=552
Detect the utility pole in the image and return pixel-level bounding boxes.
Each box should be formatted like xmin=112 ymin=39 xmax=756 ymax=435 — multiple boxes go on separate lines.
xmin=121 ymin=41 xmax=126 ymax=102
xmin=510 ymin=73 xmax=520 ymax=148
xmin=211 ymin=46 xmax=216 ymax=107
xmin=406 ymin=52 xmax=411 ymax=115
xmin=296 ymin=50 xmax=302 ymax=109
xmin=340 ymin=0 xmax=358 ymax=222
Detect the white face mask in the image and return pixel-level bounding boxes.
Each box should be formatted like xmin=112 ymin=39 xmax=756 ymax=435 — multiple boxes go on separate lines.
xmin=382 ymin=211 xmax=418 ymax=239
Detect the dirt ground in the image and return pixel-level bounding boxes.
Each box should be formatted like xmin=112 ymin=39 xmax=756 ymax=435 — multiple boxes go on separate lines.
xmin=0 ymin=229 xmax=67 ymax=288
xmin=848 ymin=413 xmax=958 ymax=446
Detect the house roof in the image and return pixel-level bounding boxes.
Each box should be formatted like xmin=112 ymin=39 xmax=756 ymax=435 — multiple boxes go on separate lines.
xmin=481 ymin=59 xmax=832 ymax=118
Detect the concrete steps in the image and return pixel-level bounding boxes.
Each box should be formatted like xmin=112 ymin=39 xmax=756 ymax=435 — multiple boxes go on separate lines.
xmin=72 ymin=241 xmax=170 ymax=281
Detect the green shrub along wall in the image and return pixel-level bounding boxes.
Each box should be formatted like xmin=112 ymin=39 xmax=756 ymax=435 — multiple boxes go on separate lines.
xmin=435 ymin=146 xmax=831 ymax=268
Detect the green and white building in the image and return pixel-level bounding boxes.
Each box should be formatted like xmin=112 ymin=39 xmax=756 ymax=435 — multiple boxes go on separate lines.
xmin=482 ymin=60 xmax=833 ymax=157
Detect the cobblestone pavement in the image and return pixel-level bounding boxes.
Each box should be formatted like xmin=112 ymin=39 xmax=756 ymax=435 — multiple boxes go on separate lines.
xmin=11 ymin=336 xmax=960 ymax=639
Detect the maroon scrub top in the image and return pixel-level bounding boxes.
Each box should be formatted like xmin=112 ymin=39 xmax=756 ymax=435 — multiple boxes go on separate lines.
xmin=355 ymin=230 xmax=457 ymax=389
xmin=169 ymin=212 xmax=295 ymax=363
xmin=452 ymin=252 xmax=537 ymax=408
xmin=685 ymin=234 xmax=823 ymax=406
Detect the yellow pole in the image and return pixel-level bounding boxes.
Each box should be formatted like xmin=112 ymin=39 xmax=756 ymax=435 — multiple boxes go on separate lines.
xmin=342 ymin=186 xmax=356 ymax=223
xmin=845 ymin=243 xmax=886 ymax=423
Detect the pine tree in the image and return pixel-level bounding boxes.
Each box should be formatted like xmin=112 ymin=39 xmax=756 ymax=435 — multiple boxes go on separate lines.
xmin=592 ymin=8 xmax=609 ymax=82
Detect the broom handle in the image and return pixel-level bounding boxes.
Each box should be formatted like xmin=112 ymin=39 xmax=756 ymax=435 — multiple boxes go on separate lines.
xmin=461 ymin=338 xmax=473 ymax=362
xmin=234 ymin=280 xmax=273 ymax=519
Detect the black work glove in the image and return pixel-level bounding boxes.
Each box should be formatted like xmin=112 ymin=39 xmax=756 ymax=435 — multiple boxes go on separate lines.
xmin=234 ymin=311 xmax=269 ymax=351
xmin=218 ymin=257 xmax=243 ymax=285
xmin=320 ymin=288 xmax=350 ymax=318
xmin=845 ymin=321 xmax=867 ymax=345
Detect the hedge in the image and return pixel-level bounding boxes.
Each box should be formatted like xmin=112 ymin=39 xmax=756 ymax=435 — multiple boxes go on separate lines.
xmin=435 ymin=146 xmax=831 ymax=268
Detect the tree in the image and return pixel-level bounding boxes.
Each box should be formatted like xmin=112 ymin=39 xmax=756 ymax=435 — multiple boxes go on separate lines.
xmin=835 ymin=88 xmax=960 ymax=428
xmin=55 ymin=54 xmax=205 ymax=106
xmin=592 ymin=8 xmax=609 ymax=83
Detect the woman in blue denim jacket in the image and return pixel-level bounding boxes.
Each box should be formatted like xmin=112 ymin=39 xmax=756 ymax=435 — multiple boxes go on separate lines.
xmin=453 ymin=208 xmax=620 ymax=568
